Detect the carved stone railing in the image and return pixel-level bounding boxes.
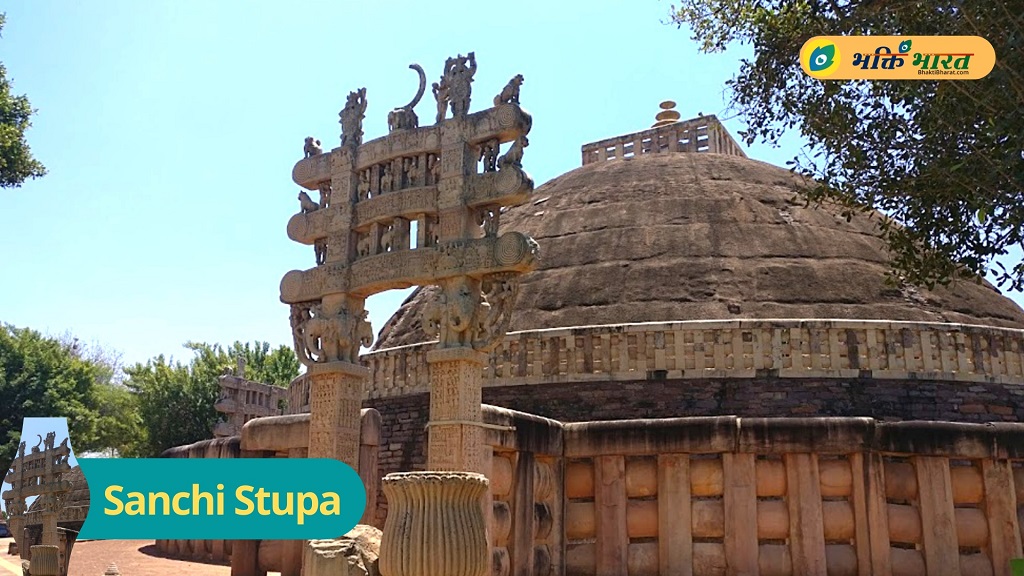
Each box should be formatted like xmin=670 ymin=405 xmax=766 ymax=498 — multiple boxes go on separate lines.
xmin=214 ymin=374 xmax=288 ymax=437
xmin=580 ymin=114 xmax=746 ymax=166
xmin=362 ymin=319 xmax=1024 ymax=399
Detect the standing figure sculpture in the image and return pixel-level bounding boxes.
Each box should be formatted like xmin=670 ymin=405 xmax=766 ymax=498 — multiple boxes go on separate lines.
xmin=443 ymin=52 xmax=477 ymax=118
xmin=314 ymin=238 xmax=327 ymax=266
xmin=478 ymin=139 xmax=499 ymax=173
xmin=432 ymin=79 xmax=450 ymax=124
xmin=339 ymin=88 xmax=368 ymax=147
xmin=318 ymin=182 xmax=332 ymax=209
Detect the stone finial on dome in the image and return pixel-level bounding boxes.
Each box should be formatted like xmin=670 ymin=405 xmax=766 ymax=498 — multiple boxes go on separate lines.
xmin=652 ymin=100 xmax=681 ymax=128
xmin=581 ymin=101 xmax=746 ymax=165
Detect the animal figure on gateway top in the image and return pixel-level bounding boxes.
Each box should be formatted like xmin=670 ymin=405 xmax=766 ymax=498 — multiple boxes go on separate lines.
xmin=298 ymin=191 xmax=320 ymax=214
xmin=494 ymin=74 xmax=524 ymax=106
xmin=388 ymin=64 xmax=427 ymax=132
xmin=303 ymin=137 xmax=323 ymax=158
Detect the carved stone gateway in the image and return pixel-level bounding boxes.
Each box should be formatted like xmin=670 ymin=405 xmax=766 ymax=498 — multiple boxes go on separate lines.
xmin=2 ymin=433 xmax=75 ymax=575
xmin=283 ymin=55 xmax=536 ymax=576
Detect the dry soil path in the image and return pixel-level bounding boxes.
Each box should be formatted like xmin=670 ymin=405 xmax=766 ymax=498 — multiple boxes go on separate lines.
xmin=0 ymin=538 xmax=284 ymax=576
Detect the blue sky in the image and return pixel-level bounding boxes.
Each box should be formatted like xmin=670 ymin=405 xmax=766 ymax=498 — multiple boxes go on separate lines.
xmin=0 ymin=1 xmax=1021 ymax=370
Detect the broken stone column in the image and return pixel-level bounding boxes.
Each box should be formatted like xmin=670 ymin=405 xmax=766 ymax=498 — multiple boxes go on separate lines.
xmin=302 ymin=525 xmax=382 ymax=576
xmin=28 ymin=546 xmax=59 ymax=576
xmin=379 ymin=472 xmax=489 ymax=576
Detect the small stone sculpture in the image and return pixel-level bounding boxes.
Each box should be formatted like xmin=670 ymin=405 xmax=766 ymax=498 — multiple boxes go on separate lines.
xmin=298 ymin=191 xmax=320 ymax=214
xmin=427 ymin=154 xmax=440 ymax=185
xmin=388 ymin=64 xmax=426 ymax=132
xmin=358 ymin=170 xmax=371 ymax=201
xmin=478 ymin=206 xmax=500 ymax=238
xmin=443 ymin=52 xmax=477 ymax=118
xmin=318 ymin=182 xmax=332 ymax=210
xmin=478 ymin=139 xmax=499 ymax=173
xmin=304 ymin=137 xmax=323 ymax=158
xmin=357 ymin=234 xmax=372 ymax=257
xmin=498 ymin=136 xmax=528 ymax=170
xmin=380 ymin=163 xmax=394 ymax=194
xmin=380 ymin=225 xmax=396 ymax=253
xmin=314 ymin=238 xmax=327 ymax=266
xmin=493 ymin=74 xmax=523 ymax=106
xmin=432 ymin=79 xmax=449 ymax=124
xmin=402 ymin=156 xmax=419 ymax=188
xmin=340 ymin=88 xmax=368 ymax=147
xmin=293 ymin=304 xmax=373 ymax=364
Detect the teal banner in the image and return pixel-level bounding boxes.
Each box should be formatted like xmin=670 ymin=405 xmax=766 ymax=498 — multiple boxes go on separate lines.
xmin=77 ymin=458 xmax=366 ymax=539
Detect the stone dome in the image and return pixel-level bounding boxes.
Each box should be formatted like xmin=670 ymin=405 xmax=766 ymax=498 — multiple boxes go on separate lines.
xmin=374 ymin=151 xmax=1024 ymax=349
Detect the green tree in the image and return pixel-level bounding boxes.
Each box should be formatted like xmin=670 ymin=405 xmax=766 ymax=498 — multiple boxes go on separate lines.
xmin=670 ymin=1 xmax=1024 ymax=290
xmin=0 ymin=13 xmax=46 ymax=188
xmin=0 ymin=325 xmax=99 ymax=465
xmin=125 ymin=341 xmax=299 ymax=457
xmin=91 ymin=383 xmax=144 ymax=457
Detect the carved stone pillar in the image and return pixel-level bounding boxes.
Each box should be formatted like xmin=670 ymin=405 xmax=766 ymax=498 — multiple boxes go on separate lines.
xmin=40 ymin=509 xmax=58 ymax=547
xmin=306 ymin=361 xmax=370 ymax=470
xmin=425 ymin=348 xmax=488 ymax=474
xmin=29 ymin=545 xmax=60 ymax=576
xmin=379 ymin=472 xmax=489 ymax=576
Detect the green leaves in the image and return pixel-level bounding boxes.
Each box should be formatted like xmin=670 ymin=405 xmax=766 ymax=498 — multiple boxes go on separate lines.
xmin=0 ymin=325 xmax=99 ymax=464
xmin=124 ymin=341 xmax=299 ymax=457
xmin=0 ymin=15 xmax=46 ymax=189
xmin=669 ymin=0 xmax=1024 ymax=291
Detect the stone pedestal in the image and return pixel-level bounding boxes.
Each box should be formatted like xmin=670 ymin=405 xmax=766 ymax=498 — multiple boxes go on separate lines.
xmin=306 ymin=361 xmax=370 ymax=469
xmin=29 ymin=545 xmax=59 ymax=576
xmin=425 ymin=348 xmax=489 ymax=474
xmin=379 ymin=472 xmax=489 ymax=576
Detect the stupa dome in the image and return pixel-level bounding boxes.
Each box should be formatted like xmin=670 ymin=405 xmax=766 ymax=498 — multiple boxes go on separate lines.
xmin=375 ymin=137 xmax=1024 ymax=349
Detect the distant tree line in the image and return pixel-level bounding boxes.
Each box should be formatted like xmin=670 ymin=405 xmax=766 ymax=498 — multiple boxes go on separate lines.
xmin=0 ymin=324 xmax=300 ymax=463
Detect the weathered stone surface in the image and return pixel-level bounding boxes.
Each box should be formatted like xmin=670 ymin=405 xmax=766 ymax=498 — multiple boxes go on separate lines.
xmin=303 ymin=525 xmax=382 ymax=576
xmin=375 ymin=153 xmax=1024 ymax=349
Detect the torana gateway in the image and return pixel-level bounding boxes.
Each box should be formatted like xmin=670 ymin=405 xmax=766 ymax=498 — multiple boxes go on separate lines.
xmin=162 ymin=57 xmax=1024 ymax=576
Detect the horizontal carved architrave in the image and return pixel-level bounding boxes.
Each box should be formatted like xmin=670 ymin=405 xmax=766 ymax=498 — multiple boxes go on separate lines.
xmin=280 ymin=232 xmax=537 ymax=301
xmin=291 ymin=104 xmax=533 ymax=190
xmin=465 ymin=167 xmax=533 ymax=209
xmin=288 ymin=170 xmax=533 ymax=245
xmin=292 ymin=150 xmax=334 ymax=190
xmin=354 ymin=186 xmax=439 ymax=230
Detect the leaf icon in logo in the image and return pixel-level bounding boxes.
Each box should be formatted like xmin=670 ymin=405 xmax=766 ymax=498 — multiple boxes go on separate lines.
xmin=899 ymin=39 xmax=912 ymax=53
xmin=809 ymin=44 xmax=836 ymax=72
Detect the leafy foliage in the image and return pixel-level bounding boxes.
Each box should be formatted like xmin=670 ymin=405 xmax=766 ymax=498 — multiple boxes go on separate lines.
xmin=0 ymin=14 xmax=46 ymax=189
xmin=0 ymin=325 xmax=98 ymax=465
xmin=670 ymin=0 xmax=1024 ymax=290
xmin=124 ymin=341 xmax=299 ymax=457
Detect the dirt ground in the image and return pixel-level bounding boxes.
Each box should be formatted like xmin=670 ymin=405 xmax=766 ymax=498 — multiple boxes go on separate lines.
xmin=0 ymin=538 xmax=283 ymax=576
